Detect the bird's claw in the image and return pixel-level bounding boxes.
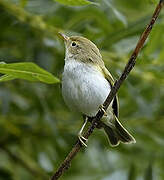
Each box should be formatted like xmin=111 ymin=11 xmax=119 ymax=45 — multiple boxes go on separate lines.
xmin=78 ymin=134 xmax=88 ymax=147
xmin=99 ymin=105 xmax=107 ymax=116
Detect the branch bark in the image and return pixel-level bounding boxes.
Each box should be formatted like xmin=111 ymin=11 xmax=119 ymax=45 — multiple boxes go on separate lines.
xmin=50 ymin=1 xmax=164 ymax=179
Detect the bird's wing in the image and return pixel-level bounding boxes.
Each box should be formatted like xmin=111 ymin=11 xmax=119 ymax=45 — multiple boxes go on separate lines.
xmin=102 ymin=66 xmax=119 ymax=118
xmin=92 ymin=54 xmax=119 ymax=117
xmin=102 ymin=66 xmax=114 ymax=85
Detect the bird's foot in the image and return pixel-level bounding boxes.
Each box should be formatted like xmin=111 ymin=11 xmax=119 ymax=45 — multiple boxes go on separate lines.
xmin=78 ymin=133 xmax=88 ymax=147
xmin=99 ymin=105 xmax=107 ymax=116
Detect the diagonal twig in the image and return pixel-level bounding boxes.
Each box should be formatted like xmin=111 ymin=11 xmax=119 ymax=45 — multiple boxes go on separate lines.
xmin=50 ymin=1 xmax=164 ymax=179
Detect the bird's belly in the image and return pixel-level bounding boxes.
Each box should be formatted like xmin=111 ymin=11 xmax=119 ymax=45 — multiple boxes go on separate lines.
xmin=62 ymin=60 xmax=111 ymax=117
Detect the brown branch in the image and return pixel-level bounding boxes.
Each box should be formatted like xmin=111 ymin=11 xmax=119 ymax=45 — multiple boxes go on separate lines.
xmin=50 ymin=1 xmax=164 ymax=180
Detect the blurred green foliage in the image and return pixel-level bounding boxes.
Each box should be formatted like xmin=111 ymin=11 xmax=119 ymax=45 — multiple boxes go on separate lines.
xmin=54 ymin=0 xmax=96 ymax=6
xmin=0 ymin=0 xmax=164 ymax=180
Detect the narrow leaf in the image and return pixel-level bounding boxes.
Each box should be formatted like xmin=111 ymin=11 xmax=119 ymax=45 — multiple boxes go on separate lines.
xmin=0 ymin=62 xmax=60 ymax=84
xmin=0 ymin=74 xmax=16 ymax=82
xmin=54 ymin=0 xmax=97 ymax=6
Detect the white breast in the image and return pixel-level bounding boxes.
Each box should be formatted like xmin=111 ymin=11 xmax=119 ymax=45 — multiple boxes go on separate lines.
xmin=62 ymin=59 xmax=111 ymax=117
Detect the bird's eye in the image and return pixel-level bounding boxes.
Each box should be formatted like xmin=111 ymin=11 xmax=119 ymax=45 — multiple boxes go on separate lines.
xmin=71 ymin=42 xmax=76 ymax=47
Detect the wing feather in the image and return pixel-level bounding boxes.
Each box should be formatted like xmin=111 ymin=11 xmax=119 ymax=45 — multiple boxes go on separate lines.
xmin=102 ymin=66 xmax=119 ymax=118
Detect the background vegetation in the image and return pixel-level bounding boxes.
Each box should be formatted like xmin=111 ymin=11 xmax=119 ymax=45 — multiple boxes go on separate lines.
xmin=0 ymin=0 xmax=164 ymax=180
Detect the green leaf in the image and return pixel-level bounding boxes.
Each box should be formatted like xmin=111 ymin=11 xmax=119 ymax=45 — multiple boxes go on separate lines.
xmin=0 ymin=74 xmax=16 ymax=82
xmin=0 ymin=62 xmax=60 ymax=84
xmin=54 ymin=0 xmax=97 ymax=6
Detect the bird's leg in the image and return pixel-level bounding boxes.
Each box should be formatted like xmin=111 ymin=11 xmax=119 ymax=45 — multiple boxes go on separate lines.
xmin=78 ymin=116 xmax=88 ymax=147
xmin=99 ymin=105 xmax=107 ymax=116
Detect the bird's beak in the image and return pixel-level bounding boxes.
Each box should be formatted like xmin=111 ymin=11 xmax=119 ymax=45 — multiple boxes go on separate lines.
xmin=58 ymin=32 xmax=69 ymax=42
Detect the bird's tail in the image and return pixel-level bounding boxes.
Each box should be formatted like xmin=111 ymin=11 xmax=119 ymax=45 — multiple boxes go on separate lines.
xmin=102 ymin=116 xmax=136 ymax=147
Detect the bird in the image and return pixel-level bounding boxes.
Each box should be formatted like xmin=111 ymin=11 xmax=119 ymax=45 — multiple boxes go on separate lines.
xmin=59 ymin=33 xmax=136 ymax=147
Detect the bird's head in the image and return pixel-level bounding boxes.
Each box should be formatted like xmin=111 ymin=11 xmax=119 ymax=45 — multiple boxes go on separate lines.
xmin=58 ymin=33 xmax=102 ymax=63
